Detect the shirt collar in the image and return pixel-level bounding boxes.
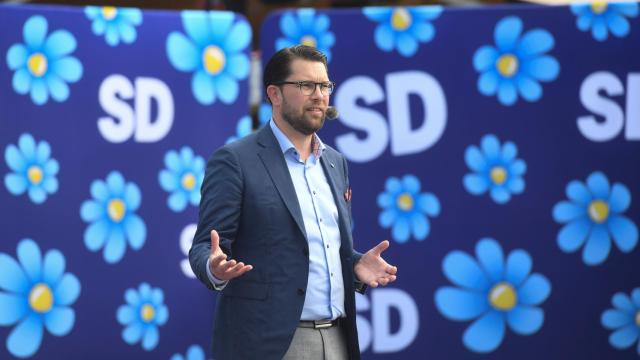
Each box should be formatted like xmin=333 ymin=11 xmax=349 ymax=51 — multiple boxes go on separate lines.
xmin=269 ymin=119 xmax=325 ymax=158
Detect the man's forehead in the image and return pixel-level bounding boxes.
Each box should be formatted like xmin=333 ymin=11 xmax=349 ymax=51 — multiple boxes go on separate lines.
xmin=288 ymin=59 xmax=328 ymax=78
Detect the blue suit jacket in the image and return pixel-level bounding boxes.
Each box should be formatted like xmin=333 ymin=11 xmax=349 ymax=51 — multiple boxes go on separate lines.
xmin=190 ymin=124 xmax=364 ymax=360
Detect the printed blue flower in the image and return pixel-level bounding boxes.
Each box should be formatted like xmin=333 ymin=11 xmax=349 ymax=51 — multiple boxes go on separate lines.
xmin=4 ymin=133 xmax=59 ymax=204
xmin=85 ymin=6 xmax=143 ymax=46
xmin=435 ymin=238 xmax=551 ymax=353
xmin=571 ymin=1 xmax=639 ymax=41
xmin=463 ymin=134 xmax=526 ymax=204
xmin=226 ymin=115 xmax=253 ymax=144
xmin=116 ymin=283 xmax=168 ymax=351
xmin=6 ymin=15 xmax=83 ymax=105
xmin=363 ymin=6 xmax=443 ymax=57
xmin=276 ymin=9 xmax=335 ymax=62
xmin=602 ymin=288 xmax=640 ymax=355
xmin=171 ymin=344 xmax=205 ymax=360
xmin=158 ymin=147 xmax=205 ymax=212
xmin=0 ymin=239 xmax=81 ymax=358
xmin=473 ymin=16 xmax=560 ymax=106
xmin=377 ymin=174 xmax=440 ymax=243
xmin=166 ymin=11 xmax=251 ymax=105
xmin=552 ymin=171 xmax=638 ymax=266
xmin=80 ymin=171 xmax=147 ymax=264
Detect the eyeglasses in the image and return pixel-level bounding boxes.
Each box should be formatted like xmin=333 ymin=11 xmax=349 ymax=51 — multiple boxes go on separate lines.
xmin=274 ymin=81 xmax=335 ymax=96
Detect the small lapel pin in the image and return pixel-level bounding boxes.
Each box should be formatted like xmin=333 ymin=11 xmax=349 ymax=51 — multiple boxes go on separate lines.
xmin=330 ymin=162 xmax=335 ymax=168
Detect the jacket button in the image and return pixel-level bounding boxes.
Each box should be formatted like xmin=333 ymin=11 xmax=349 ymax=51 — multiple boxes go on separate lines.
xmin=297 ymin=288 xmax=305 ymax=295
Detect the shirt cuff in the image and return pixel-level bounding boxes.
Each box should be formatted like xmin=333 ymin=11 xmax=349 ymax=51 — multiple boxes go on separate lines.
xmin=206 ymin=258 xmax=228 ymax=290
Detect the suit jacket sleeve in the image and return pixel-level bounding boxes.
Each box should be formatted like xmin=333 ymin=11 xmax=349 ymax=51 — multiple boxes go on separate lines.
xmin=189 ymin=146 xmax=243 ymax=291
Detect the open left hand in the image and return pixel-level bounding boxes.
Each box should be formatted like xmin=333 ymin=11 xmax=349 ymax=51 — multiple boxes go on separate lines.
xmin=354 ymin=240 xmax=397 ymax=287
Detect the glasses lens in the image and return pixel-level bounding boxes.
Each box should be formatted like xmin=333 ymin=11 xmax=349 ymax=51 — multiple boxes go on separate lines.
xmin=300 ymin=82 xmax=315 ymax=95
xmin=321 ymin=83 xmax=334 ymax=95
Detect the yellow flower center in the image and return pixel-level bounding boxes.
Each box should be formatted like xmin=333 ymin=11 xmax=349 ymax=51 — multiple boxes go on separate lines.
xmin=396 ymin=193 xmax=414 ymax=212
xmin=102 ymin=6 xmax=118 ymax=20
xmin=202 ymin=45 xmax=226 ymax=75
xmin=140 ymin=304 xmax=155 ymax=322
xmin=490 ymin=166 xmax=507 ymax=185
xmin=300 ymin=35 xmax=317 ymax=48
xmin=391 ymin=8 xmax=412 ymax=31
xmin=496 ymin=54 xmax=519 ymax=78
xmin=181 ymin=173 xmax=196 ymax=190
xmin=27 ymin=53 xmax=48 ymax=77
xmin=591 ymin=0 xmax=608 ymax=14
xmin=29 ymin=283 xmax=54 ymax=313
xmin=27 ymin=165 xmax=44 ymax=185
xmin=636 ymin=311 xmax=640 ymax=327
xmin=588 ymin=200 xmax=609 ymax=224
xmin=489 ymin=282 xmax=517 ymax=311
xmin=108 ymin=199 xmax=126 ymax=223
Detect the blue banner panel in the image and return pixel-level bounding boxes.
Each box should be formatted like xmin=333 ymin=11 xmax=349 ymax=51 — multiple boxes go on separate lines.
xmin=0 ymin=4 xmax=251 ymax=359
xmin=261 ymin=3 xmax=640 ymax=359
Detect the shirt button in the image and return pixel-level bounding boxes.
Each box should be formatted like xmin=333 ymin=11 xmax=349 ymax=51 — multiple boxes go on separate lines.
xmin=313 ymin=191 xmax=316 ymax=195
xmin=319 ymin=218 xmax=323 ymax=222
xmin=331 ymin=273 xmax=334 ymax=277
xmin=326 ymin=244 xmax=329 ymax=249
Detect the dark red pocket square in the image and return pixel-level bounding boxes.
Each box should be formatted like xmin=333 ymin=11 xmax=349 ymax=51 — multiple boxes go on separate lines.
xmin=344 ymin=187 xmax=352 ymax=203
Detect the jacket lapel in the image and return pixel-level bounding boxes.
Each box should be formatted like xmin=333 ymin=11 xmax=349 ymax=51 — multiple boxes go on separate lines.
xmin=320 ymin=153 xmax=353 ymax=258
xmin=256 ymin=126 xmax=307 ymax=241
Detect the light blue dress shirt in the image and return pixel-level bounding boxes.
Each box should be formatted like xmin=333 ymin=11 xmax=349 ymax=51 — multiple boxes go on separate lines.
xmin=269 ymin=120 xmax=345 ymax=320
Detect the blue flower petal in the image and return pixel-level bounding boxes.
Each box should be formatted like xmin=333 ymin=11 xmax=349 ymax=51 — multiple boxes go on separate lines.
xmin=516 ymin=76 xmax=542 ymax=102
xmin=104 ymin=227 xmax=126 ymax=263
xmin=463 ymin=310 xmax=505 ymax=353
xmin=159 ymin=170 xmax=178 ymax=192
xmin=47 ymin=75 xmax=70 ymax=102
xmin=612 ymin=292 xmax=636 ymax=314
xmin=17 ymin=239 xmax=41 ymax=282
xmin=379 ymin=208 xmax=397 ymax=228
xmin=84 ymin=219 xmax=109 ymax=251
xmin=609 ymin=183 xmax=631 ymax=213
xmin=392 ymin=217 xmax=410 ymax=243
xmin=280 ymin=12 xmax=300 ymax=39
xmin=24 ymin=16 xmax=48 ymax=49
xmin=410 ymin=213 xmax=429 ymax=240
xmin=5 ymin=173 xmax=28 ymax=195
xmin=187 ymin=345 xmax=205 ymax=360
xmin=43 ymin=30 xmax=76 ymax=59
xmin=435 ymin=287 xmax=489 ymax=321
xmin=42 ymin=249 xmax=65 ymax=285
xmin=473 ymin=46 xmax=498 ymax=72
xmin=385 ymin=177 xmax=402 ymax=194
xmin=609 ymin=323 xmax=640 ymax=349
xmin=632 ymin=288 xmax=640 ymax=308
xmin=363 ymin=7 xmax=391 ymax=22
xmin=412 ymin=22 xmax=435 ymax=43
xmin=602 ymin=309 xmax=633 ymax=329
xmin=7 ymin=44 xmax=27 ymax=70
xmin=0 ymin=253 xmax=29 ymax=293
xmin=192 ymin=71 xmax=215 ymax=105
xmin=208 ymin=11 xmax=235 ymax=44
xmin=119 ymin=24 xmax=137 ymax=44
xmin=53 ymin=273 xmax=80 ymax=306
xmin=401 ymin=175 xmax=420 ymax=194
xmin=505 ymin=249 xmax=531 ymax=287
xmin=615 ymin=2 xmax=639 ymax=16
xmin=125 ymin=289 xmax=139 ymax=305
xmin=156 ymin=305 xmax=169 ymax=325
xmin=480 ymin=134 xmax=500 ymax=159
xmin=566 ymin=180 xmax=592 ymax=206
xmin=12 ymin=68 xmax=31 ymax=95
xmin=189 ymin=187 xmax=201 ymax=205
xmin=7 ymin=313 xmax=43 ymax=358
xmin=587 ymin=172 xmax=610 ymax=199
xmin=374 ymin=24 xmax=395 ymax=52
xmin=608 ymin=215 xmax=638 ymax=253
xmin=397 ymin=32 xmax=418 ymax=57
xmin=510 ymin=159 xmax=526 ymax=176
xmin=552 ymin=201 xmax=585 ymax=223
xmin=495 ymin=16 xmax=522 ymax=52
xmin=508 ymin=177 xmax=525 ymax=194
xmin=124 ymin=183 xmax=141 ymax=211
xmin=167 ymin=33 xmax=199 ymax=72
xmin=169 ymin=191 xmax=188 ymax=212
xmin=142 ymin=326 xmax=159 ymax=350
xmin=517 ymin=273 xmax=551 ymax=306
xmin=224 ymin=21 xmax=251 ymax=54
xmin=125 ymin=215 xmax=146 ymax=250
xmin=464 ymin=146 xmax=486 ymax=172
xmin=608 ymin=13 xmax=630 ymax=38
xmin=275 ymin=38 xmax=296 ymax=51
xmin=181 ymin=11 xmax=213 ymax=47
xmin=107 ymin=171 xmax=125 ymax=195
xmin=523 ymin=56 xmax=559 ymax=82
xmin=0 ymin=293 xmax=28 ymax=325
xmin=105 ymin=26 xmax=119 ymax=46
xmin=45 ymin=158 xmax=59 ymax=176
xmin=19 ymin=133 xmax=36 ymax=159
xmin=51 ymin=57 xmax=83 ymax=82
xmin=443 ymin=251 xmax=491 ymax=291
xmin=90 ymin=180 xmax=109 ymax=202
xmin=497 ymin=80 xmax=517 ymax=106
xmin=28 ymin=186 xmax=47 ymax=203
xmin=418 ymin=193 xmax=440 ymax=216
xmin=117 ymin=305 xmax=134 ymax=324
xmin=557 ymin=217 xmax=591 ymax=253
xmin=507 ymin=306 xmax=544 ymax=335
xmin=215 ymin=73 xmax=239 ymax=104
xmin=81 ymin=201 xmax=103 ymax=222
xmin=582 ymin=224 xmax=611 ymax=265
xmin=490 ymin=186 xmax=511 ymax=204
xmin=475 ymin=238 xmax=504 ymax=283
xmin=501 ymin=142 xmax=517 ymax=162
xmin=576 ymin=13 xmax=592 ymax=31
xmin=5 ymin=144 xmax=26 ymax=172
xmin=227 ymin=53 xmax=250 ymax=79
xmin=44 ymin=307 xmax=74 ymax=336
xmin=516 ymin=29 xmax=553 ymax=58
xmin=123 ymin=322 xmax=144 ymax=344
xmin=297 ymin=8 xmax=315 ymax=29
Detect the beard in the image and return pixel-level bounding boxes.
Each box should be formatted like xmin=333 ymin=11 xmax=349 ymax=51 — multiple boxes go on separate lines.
xmin=280 ymin=98 xmax=326 ymax=136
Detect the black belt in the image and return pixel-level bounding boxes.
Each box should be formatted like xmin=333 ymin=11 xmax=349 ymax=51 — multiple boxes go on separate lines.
xmin=298 ymin=319 xmax=341 ymax=329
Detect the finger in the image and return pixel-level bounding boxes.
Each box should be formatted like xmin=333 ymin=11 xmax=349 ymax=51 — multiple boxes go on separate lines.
xmin=386 ymin=265 xmax=398 ymax=275
xmin=210 ymin=229 xmax=220 ymax=252
xmin=226 ymin=263 xmax=252 ymax=276
xmin=378 ymin=278 xmax=389 ymax=286
xmin=372 ymin=240 xmax=390 ymax=256
xmin=211 ymin=253 xmax=227 ymax=269
xmin=220 ymin=259 xmax=237 ymax=272
xmin=369 ymin=281 xmax=379 ymax=288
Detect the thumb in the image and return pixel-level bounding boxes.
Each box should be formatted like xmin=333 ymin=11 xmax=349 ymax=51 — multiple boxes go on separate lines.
xmin=210 ymin=229 xmax=220 ymax=252
xmin=372 ymin=240 xmax=389 ymax=256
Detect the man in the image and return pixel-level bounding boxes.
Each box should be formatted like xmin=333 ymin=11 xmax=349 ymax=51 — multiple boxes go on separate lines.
xmin=190 ymin=45 xmax=397 ymax=360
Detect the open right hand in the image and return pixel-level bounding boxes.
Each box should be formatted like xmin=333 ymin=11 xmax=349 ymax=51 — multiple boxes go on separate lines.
xmin=208 ymin=229 xmax=253 ymax=281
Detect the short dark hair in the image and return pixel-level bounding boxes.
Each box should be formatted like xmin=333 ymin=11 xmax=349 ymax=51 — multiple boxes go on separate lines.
xmin=263 ymin=45 xmax=329 ymax=103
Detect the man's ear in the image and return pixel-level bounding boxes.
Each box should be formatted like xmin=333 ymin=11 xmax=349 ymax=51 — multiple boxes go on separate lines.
xmin=266 ymin=85 xmax=281 ymax=106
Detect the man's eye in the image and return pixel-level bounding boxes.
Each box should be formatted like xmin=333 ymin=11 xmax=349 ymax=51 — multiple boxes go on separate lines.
xmin=301 ymin=82 xmax=315 ymax=90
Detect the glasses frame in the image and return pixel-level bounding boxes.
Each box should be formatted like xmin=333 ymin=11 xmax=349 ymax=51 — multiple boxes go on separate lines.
xmin=273 ymin=81 xmax=336 ymax=96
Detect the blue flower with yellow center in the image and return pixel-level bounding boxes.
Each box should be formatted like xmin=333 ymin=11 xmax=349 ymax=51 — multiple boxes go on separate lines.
xmin=377 ymin=174 xmax=440 ymax=243
xmin=117 ymin=283 xmax=168 ymax=351
xmin=80 ymin=171 xmax=147 ymax=264
xmin=6 ymin=15 xmax=83 ymax=105
xmin=363 ymin=6 xmax=443 ymax=57
xmin=276 ymin=9 xmax=335 ymax=62
xmin=171 ymin=344 xmax=205 ymax=360
xmin=602 ymin=288 xmax=640 ymax=355
xmin=85 ymin=6 xmax=143 ymax=46
xmin=435 ymin=238 xmax=551 ymax=353
xmin=552 ymin=171 xmax=638 ymax=266
xmin=463 ymin=134 xmax=526 ymax=204
xmin=4 ymin=133 xmax=59 ymax=204
xmin=473 ymin=16 xmax=559 ymax=106
xmin=0 ymin=239 xmax=81 ymax=358
xmin=226 ymin=115 xmax=253 ymax=144
xmin=158 ymin=147 xmax=204 ymax=212
xmin=166 ymin=11 xmax=251 ymax=105
xmin=571 ymin=1 xmax=638 ymax=41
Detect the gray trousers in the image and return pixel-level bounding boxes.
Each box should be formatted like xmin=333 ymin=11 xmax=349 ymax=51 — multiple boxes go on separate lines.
xmin=282 ymin=323 xmax=349 ymax=360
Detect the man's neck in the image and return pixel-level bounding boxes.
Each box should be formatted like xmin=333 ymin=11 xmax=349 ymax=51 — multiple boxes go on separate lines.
xmin=273 ymin=116 xmax=314 ymax=161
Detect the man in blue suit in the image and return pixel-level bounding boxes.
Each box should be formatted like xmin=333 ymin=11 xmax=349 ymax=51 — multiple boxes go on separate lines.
xmin=190 ymin=45 xmax=397 ymax=360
